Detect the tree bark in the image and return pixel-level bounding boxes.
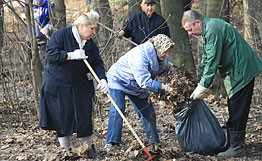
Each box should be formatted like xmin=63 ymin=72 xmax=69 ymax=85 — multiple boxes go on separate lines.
xmin=160 ymin=0 xmax=195 ymax=74
xmin=155 ymin=0 xmax=161 ymax=14
xmin=0 ymin=0 xmax=3 ymax=49
xmin=25 ymin=0 xmax=42 ymax=115
xmin=50 ymin=0 xmax=66 ymax=29
xmin=254 ymin=0 xmax=262 ymax=56
xmin=206 ymin=0 xmax=230 ymax=21
xmin=128 ymin=0 xmax=141 ymax=16
xmin=96 ymin=0 xmax=113 ymax=37
xmin=243 ymin=0 xmax=261 ymax=52
xmin=94 ymin=0 xmax=114 ymax=57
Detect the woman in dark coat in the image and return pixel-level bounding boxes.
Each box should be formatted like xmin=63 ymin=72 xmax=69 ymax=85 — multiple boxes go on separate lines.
xmin=39 ymin=10 xmax=107 ymax=158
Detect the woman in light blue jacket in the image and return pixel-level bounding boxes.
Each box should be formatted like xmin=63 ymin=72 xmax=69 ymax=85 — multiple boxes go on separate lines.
xmin=105 ymin=34 xmax=175 ymax=153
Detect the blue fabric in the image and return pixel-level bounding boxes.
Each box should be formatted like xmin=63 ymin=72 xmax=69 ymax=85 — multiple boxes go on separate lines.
xmin=35 ymin=0 xmax=45 ymax=2
xmin=24 ymin=0 xmax=51 ymax=39
xmin=105 ymin=88 xmax=160 ymax=144
xmin=33 ymin=0 xmax=50 ymax=38
xmin=123 ymin=12 xmax=170 ymax=45
xmin=107 ymin=40 xmax=167 ymax=99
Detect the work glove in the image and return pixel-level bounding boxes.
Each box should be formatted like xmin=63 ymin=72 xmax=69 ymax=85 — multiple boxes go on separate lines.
xmin=98 ymin=79 xmax=108 ymax=94
xmin=190 ymin=83 xmax=208 ymax=100
xmin=67 ymin=49 xmax=88 ymax=60
xmin=117 ymin=30 xmax=125 ymax=38
xmin=160 ymin=83 xmax=173 ymax=92
xmin=20 ymin=13 xmax=26 ymax=21
xmin=41 ymin=23 xmax=53 ymax=37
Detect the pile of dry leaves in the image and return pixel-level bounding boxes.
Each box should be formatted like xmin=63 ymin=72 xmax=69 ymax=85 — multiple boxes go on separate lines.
xmin=150 ymin=66 xmax=197 ymax=115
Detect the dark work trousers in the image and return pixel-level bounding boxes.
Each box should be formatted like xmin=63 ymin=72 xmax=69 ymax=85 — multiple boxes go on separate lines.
xmin=38 ymin=39 xmax=47 ymax=70
xmin=226 ymin=78 xmax=255 ymax=132
xmin=27 ymin=38 xmax=47 ymax=70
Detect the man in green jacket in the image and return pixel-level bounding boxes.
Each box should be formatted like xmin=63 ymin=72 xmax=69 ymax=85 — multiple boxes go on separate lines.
xmin=181 ymin=10 xmax=262 ymax=158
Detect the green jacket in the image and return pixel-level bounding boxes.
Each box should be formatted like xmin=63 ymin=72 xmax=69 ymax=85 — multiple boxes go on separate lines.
xmin=199 ymin=17 xmax=262 ymax=98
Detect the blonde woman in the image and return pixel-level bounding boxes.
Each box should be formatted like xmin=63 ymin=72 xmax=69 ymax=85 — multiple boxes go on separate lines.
xmin=39 ymin=10 xmax=107 ymax=159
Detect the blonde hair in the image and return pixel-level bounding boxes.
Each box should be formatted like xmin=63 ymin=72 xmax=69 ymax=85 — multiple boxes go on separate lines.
xmin=73 ymin=10 xmax=100 ymax=26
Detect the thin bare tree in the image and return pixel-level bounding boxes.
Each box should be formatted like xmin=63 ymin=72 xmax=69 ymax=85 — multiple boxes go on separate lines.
xmin=160 ymin=0 xmax=196 ymax=74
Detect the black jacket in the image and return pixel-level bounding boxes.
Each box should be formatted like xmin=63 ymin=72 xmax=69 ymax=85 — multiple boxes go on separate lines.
xmin=123 ymin=12 xmax=170 ymax=45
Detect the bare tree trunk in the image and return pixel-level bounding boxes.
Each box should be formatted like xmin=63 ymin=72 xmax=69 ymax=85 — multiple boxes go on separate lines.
xmin=25 ymin=0 xmax=42 ymax=115
xmin=0 ymin=0 xmax=4 ymax=101
xmin=155 ymin=0 xmax=161 ymax=14
xmin=243 ymin=0 xmax=260 ymax=51
xmin=50 ymin=0 xmax=66 ymax=29
xmin=160 ymin=0 xmax=196 ymax=74
xmin=254 ymin=0 xmax=262 ymax=56
xmin=96 ymin=0 xmax=113 ymax=36
xmin=205 ymin=0 xmax=229 ymax=96
xmin=0 ymin=0 xmax=3 ymax=49
xmin=206 ymin=0 xmax=230 ymax=21
xmin=128 ymin=0 xmax=141 ymax=16
xmin=94 ymin=0 xmax=114 ymax=58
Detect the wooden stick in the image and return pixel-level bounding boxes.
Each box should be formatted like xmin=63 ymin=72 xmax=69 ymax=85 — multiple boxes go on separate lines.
xmin=97 ymin=22 xmax=138 ymax=46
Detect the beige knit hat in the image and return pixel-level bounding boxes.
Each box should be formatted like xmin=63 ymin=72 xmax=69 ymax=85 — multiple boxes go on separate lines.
xmin=150 ymin=34 xmax=175 ymax=56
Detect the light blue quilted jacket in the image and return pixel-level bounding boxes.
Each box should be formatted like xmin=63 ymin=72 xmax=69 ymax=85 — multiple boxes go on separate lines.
xmin=107 ymin=40 xmax=169 ymax=98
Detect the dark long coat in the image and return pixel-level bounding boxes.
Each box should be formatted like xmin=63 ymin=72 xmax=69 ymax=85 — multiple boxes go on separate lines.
xmin=39 ymin=26 xmax=106 ymax=137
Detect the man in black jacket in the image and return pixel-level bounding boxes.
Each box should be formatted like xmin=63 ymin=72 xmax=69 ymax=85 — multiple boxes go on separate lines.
xmin=118 ymin=0 xmax=170 ymax=46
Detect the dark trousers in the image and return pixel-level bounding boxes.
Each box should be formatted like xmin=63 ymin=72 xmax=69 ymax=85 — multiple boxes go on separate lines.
xmin=226 ymin=78 xmax=255 ymax=131
xmin=27 ymin=39 xmax=47 ymax=70
xmin=39 ymin=42 xmax=47 ymax=68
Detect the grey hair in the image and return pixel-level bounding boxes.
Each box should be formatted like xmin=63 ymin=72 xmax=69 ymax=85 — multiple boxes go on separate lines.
xmin=181 ymin=10 xmax=204 ymax=26
xmin=73 ymin=10 xmax=100 ymax=26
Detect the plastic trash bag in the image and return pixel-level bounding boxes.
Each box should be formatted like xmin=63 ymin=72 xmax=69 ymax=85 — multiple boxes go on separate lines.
xmin=174 ymin=99 xmax=226 ymax=154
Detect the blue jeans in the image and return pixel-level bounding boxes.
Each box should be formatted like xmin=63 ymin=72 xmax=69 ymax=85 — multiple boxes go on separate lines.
xmin=105 ymin=88 xmax=160 ymax=144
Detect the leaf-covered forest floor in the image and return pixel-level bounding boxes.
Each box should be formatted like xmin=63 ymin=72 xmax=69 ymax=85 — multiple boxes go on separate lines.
xmin=1 ymin=67 xmax=261 ymax=161
xmin=1 ymin=1 xmax=261 ymax=160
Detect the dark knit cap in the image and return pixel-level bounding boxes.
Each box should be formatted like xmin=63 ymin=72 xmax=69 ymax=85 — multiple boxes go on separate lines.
xmin=143 ymin=0 xmax=156 ymax=4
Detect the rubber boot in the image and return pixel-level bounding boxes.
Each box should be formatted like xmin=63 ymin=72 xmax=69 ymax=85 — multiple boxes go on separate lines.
xmin=217 ymin=131 xmax=246 ymax=158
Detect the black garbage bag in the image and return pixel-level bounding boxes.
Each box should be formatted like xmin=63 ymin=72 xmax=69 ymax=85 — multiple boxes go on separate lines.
xmin=174 ymin=99 xmax=226 ymax=154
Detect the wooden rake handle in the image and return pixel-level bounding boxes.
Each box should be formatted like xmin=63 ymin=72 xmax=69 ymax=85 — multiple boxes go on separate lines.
xmin=97 ymin=22 xmax=138 ymax=47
